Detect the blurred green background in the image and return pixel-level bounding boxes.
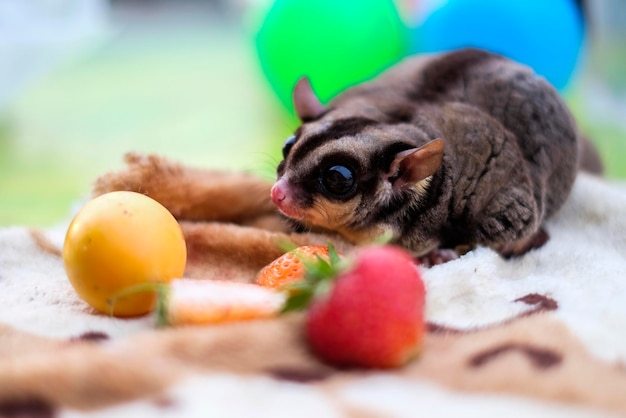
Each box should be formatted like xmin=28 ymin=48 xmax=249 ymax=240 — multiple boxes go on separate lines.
xmin=1 ymin=0 xmax=625 ymax=227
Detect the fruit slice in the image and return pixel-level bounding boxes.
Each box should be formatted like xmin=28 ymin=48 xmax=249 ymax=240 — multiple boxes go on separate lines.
xmin=163 ymin=279 xmax=286 ymax=326
xmin=254 ymin=245 xmax=330 ymax=289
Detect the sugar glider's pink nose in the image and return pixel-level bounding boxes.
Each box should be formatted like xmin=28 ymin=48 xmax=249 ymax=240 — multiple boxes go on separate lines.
xmin=271 ymin=178 xmax=301 ymax=218
xmin=271 ymin=181 xmax=286 ymax=205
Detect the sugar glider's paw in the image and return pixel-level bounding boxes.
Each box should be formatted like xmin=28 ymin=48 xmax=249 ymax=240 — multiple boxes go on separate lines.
xmin=417 ymin=248 xmax=459 ymax=268
xmin=496 ymin=228 xmax=549 ymax=259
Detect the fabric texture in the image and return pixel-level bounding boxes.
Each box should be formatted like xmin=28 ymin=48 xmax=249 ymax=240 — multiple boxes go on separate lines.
xmin=1 ymin=153 xmax=625 ymax=417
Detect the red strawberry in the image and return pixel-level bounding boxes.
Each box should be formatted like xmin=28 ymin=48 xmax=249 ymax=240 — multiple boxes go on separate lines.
xmin=284 ymin=244 xmax=425 ymax=369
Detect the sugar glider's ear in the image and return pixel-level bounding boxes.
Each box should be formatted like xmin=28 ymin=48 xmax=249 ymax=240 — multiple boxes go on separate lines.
xmin=386 ymin=138 xmax=444 ymax=189
xmin=293 ymin=77 xmax=326 ymax=122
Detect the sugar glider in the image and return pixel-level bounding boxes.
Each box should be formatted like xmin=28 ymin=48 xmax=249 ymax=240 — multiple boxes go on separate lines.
xmin=271 ymin=48 xmax=596 ymax=261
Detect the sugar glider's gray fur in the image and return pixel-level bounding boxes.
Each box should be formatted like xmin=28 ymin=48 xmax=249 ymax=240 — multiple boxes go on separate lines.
xmin=271 ymin=48 xmax=597 ymax=259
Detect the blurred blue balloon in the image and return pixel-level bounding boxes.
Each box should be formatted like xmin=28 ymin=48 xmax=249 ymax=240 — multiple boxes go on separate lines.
xmin=410 ymin=0 xmax=585 ymax=91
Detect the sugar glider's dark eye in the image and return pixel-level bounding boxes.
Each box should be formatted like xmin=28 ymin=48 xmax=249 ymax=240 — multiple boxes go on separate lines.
xmin=282 ymin=135 xmax=296 ymax=158
xmin=321 ymin=165 xmax=355 ymax=197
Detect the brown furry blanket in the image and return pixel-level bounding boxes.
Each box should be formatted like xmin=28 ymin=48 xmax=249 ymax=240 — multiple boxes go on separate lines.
xmin=1 ymin=153 xmax=626 ymax=417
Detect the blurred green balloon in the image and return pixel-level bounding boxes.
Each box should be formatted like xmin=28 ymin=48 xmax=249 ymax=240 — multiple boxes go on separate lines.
xmin=254 ymin=0 xmax=408 ymax=115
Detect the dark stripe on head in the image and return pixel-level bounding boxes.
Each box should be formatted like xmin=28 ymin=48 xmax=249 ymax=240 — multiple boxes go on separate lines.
xmin=290 ymin=117 xmax=380 ymax=165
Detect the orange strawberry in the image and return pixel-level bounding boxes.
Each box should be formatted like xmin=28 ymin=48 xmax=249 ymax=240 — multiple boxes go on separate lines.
xmin=160 ymin=279 xmax=286 ymax=326
xmin=254 ymin=245 xmax=330 ymax=289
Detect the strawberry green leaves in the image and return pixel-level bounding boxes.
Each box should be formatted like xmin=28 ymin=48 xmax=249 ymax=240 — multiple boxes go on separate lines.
xmin=281 ymin=243 xmax=346 ymax=313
